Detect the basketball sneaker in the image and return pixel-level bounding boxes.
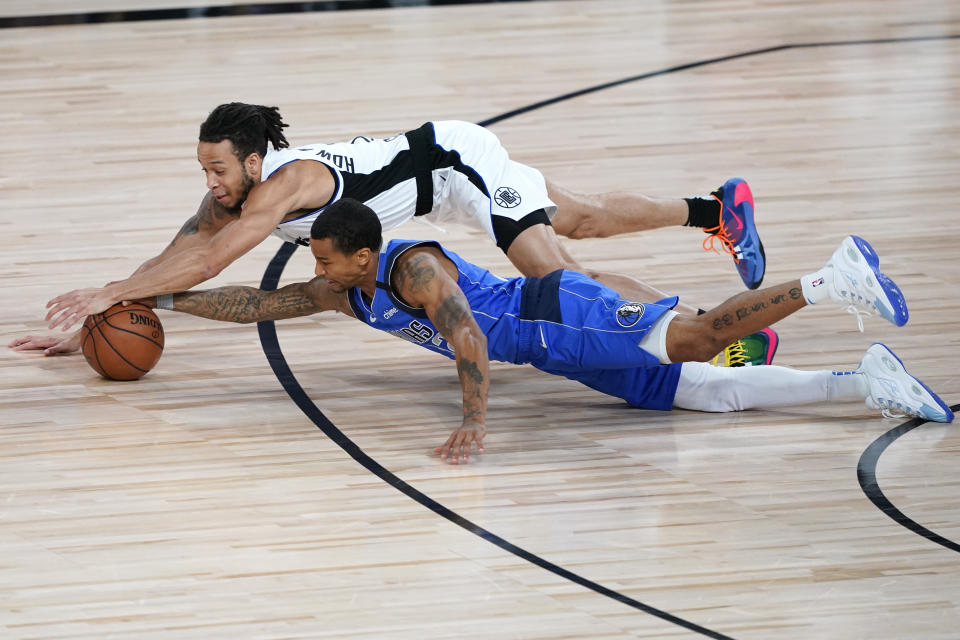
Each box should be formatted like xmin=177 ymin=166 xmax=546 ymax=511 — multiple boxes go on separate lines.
xmin=826 ymin=235 xmax=909 ymax=331
xmin=856 ymin=343 xmax=953 ymax=423
xmin=712 ymin=327 xmax=779 ymax=367
xmin=704 ymin=177 xmax=766 ymax=290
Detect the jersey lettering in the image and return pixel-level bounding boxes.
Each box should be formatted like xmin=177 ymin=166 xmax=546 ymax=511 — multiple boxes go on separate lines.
xmin=314 ymin=149 xmax=355 ymax=173
xmin=389 ymin=320 xmax=452 ymax=354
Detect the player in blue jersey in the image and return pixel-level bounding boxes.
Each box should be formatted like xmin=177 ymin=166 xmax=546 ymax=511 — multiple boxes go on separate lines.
xmin=146 ymin=199 xmax=953 ymax=464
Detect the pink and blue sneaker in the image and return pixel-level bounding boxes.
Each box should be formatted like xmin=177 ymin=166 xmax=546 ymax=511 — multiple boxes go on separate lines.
xmin=704 ymin=177 xmax=766 ymax=290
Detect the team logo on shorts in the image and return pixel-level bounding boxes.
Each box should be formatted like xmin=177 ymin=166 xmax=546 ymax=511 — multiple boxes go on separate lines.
xmin=616 ymin=302 xmax=645 ymax=327
xmin=494 ymin=186 xmax=522 ymax=208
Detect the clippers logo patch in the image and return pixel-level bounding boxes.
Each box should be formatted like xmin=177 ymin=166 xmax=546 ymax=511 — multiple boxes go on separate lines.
xmin=616 ymin=302 xmax=645 ymax=327
xmin=494 ymin=186 xmax=521 ymax=208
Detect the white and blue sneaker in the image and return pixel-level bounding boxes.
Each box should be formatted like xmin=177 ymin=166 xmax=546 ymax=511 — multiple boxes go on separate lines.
xmin=857 ymin=343 xmax=953 ymax=423
xmin=827 ymin=235 xmax=909 ymax=331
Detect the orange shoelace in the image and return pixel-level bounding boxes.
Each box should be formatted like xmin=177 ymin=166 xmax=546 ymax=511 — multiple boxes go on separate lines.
xmin=701 ymin=193 xmax=740 ymax=264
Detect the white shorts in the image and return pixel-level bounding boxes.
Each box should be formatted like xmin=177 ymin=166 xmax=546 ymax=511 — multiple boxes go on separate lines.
xmin=423 ymin=121 xmax=558 ymax=241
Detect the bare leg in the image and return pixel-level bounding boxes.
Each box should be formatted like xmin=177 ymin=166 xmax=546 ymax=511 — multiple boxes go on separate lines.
xmin=665 ymin=280 xmax=806 ymax=362
xmin=505 ymin=223 xmax=699 ymax=315
xmin=547 ymin=179 xmax=688 ymax=239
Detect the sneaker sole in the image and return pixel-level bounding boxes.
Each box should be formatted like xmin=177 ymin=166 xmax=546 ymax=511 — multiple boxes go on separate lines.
xmin=848 ymin=235 xmax=909 ymax=327
xmin=871 ymin=342 xmax=954 ymax=423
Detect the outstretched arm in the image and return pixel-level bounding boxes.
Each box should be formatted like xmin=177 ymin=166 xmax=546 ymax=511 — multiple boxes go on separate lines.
xmin=152 ymin=278 xmax=353 ymax=323
xmin=10 ymin=193 xmax=237 ymax=355
xmin=45 ymin=161 xmax=335 ymax=331
xmin=393 ymin=249 xmax=489 ymax=464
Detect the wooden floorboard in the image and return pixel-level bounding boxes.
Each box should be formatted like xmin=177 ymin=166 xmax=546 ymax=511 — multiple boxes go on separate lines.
xmin=1 ymin=1 xmax=958 ymax=638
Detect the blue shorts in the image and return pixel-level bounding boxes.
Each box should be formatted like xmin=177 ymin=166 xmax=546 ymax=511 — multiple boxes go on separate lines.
xmin=516 ymin=270 xmax=682 ymax=411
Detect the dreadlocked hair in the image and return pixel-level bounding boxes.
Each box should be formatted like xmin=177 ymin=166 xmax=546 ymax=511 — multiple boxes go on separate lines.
xmin=198 ymin=102 xmax=290 ymax=161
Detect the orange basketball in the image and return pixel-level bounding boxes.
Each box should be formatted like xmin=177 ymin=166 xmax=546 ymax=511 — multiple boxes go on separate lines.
xmin=81 ymin=303 xmax=165 ymax=381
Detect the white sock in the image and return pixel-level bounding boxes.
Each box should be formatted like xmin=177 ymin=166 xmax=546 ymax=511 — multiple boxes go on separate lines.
xmin=829 ymin=370 xmax=869 ymax=400
xmin=674 ymin=362 xmax=868 ymax=412
xmin=800 ymin=266 xmax=833 ymax=305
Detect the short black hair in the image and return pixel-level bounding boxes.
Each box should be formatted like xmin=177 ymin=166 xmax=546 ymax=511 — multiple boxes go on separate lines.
xmin=310 ymin=199 xmax=383 ymax=254
xmin=198 ymin=102 xmax=289 ymax=161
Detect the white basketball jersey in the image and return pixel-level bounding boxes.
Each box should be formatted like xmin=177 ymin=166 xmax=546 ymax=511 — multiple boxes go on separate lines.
xmin=261 ymin=120 xmax=555 ymax=246
xmin=263 ymin=132 xmax=420 ymax=245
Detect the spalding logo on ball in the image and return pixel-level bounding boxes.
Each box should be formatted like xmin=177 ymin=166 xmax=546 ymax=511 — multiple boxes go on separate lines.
xmin=81 ymin=302 xmax=164 ymax=380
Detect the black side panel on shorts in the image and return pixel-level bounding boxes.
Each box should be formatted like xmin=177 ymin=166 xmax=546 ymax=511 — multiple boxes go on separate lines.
xmin=492 ymin=208 xmax=551 ymax=253
xmin=519 ymin=269 xmax=563 ymax=323
xmin=339 ymin=122 xmax=490 ymax=217
xmin=405 ymin=123 xmax=438 ymax=215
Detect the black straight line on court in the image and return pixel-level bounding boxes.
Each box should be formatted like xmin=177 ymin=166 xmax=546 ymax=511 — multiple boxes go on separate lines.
xmin=0 ymin=0 xmax=564 ymax=29
xmin=256 ymin=241 xmax=736 ymax=640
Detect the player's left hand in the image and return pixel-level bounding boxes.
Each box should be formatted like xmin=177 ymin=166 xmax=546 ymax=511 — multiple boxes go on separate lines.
xmin=434 ymin=420 xmax=486 ymax=464
xmin=8 ymin=330 xmax=82 ymax=356
xmin=45 ymin=287 xmax=115 ymax=331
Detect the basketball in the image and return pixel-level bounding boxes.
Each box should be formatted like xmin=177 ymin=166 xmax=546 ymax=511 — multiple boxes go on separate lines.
xmin=81 ymin=303 xmax=165 ymax=381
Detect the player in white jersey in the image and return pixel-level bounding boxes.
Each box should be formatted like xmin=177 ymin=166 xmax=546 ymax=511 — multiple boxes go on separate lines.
xmin=263 ymin=121 xmax=559 ymax=250
xmin=14 ymin=102 xmax=766 ymax=356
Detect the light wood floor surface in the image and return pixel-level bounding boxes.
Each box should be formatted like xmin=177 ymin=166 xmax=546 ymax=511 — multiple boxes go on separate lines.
xmin=1 ymin=1 xmax=958 ymax=638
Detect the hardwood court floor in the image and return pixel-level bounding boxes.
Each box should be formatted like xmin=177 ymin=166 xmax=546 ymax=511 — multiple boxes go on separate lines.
xmin=1 ymin=1 xmax=958 ymax=638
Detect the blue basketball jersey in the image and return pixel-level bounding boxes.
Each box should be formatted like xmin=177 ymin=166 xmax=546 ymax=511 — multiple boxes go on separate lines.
xmin=346 ymin=239 xmax=683 ymax=410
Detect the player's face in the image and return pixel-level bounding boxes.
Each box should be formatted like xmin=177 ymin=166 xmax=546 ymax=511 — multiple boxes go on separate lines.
xmin=197 ymin=140 xmax=258 ymax=212
xmin=310 ymin=238 xmax=369 ymax=292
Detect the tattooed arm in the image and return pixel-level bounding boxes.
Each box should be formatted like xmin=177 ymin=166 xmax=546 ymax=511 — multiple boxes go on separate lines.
xmin=393 ymin=248 xmax=489 ymax=465
xmin=153 ymin=277 xmax=354 ymax=323
xmin=9 ymin=193 xmax=237 ymax=356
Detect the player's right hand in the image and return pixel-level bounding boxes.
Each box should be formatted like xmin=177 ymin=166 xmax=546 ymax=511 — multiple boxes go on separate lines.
xmin=8 ymin=330 xmax=82 ymax=356
xmin=434 ymin=419 xmax=486 ymax=464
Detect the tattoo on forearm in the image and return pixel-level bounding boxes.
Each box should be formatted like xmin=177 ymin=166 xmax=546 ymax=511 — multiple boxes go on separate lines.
xmin=174 ymin=286 xmax=321 ymax=323
xmin=458 ymin=358 xmax=486 ymax=420
xmin=457 ymin=358 xmax=485 ymax=386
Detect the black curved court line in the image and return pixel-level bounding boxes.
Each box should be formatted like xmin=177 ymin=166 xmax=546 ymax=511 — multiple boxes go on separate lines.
xmin=857 ymin=405 xmax=960 ymax=554
xmin=251 ymin=34 xmax=960 ymax=638
xmin=0 ymin=0 xmax=561 ymax=29
xmin=477 ymin=34 xmax=960 ymax=127
xmin=257 ymin=241 xmax=735 ymax=640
